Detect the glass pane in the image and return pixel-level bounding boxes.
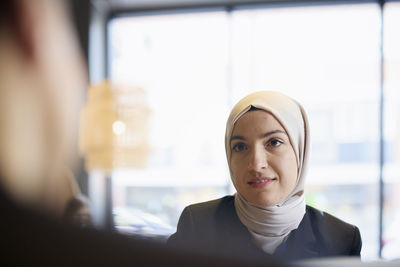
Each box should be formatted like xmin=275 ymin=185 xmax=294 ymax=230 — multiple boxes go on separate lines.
xmin=382 ymin=1 xmax=400 ymax=260
xmin=108 ymin=11 xmax=230 ymax=237
xmin=231 ymin=3 xmax=380 ymax=259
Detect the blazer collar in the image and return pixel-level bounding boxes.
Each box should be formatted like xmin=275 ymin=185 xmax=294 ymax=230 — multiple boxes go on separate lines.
xmin=219 ymin=198 xmax=274 ymax=260
xmin=220 ymin=197 xmax=252 ymax=242
xmin=282 ymin=207 xmax=319 ymax=260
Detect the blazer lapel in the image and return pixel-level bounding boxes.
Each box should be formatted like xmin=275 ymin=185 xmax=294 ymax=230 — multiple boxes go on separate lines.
xmin=217 ymin=197 xmax=260 ymax=256
xmin=282 ymin=209 xmax=320 ymax=260
xmin=219 ymin=197 xmax=252 ymax=243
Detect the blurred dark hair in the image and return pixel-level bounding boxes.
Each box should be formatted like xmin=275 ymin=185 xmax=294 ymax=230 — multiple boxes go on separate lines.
xmin=0 ymin=1 xmax=17 ymax=27
xmin=63 ymin=195 xmax=91 ymax=224
xmin=248 ymin=105 xmax=261 ymax=112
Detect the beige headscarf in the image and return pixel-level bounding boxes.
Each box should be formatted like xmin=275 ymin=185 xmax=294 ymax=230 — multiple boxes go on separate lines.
xmin=225 ymin=91 xmax=310 ymax=254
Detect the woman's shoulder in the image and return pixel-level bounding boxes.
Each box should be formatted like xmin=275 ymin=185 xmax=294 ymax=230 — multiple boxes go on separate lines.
xmin=305 ymin=205 xmax=359 ymax=234
xmin=186 ymin=195 xmax=235 ymax=214
xmin=303 ymin=205 xmax=362 ymax=256
xmin=168 ymin=195 xmax=242 ymax=249
xmin=171 ymin=196 xmax=237 ymax=238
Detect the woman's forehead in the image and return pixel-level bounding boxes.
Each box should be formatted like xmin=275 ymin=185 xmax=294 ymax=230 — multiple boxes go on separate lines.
xmin=232 ymin=110 xmax=286 ymax=135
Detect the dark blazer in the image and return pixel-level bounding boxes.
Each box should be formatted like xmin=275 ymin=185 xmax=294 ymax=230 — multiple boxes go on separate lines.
xmin=168 ymin=195 xmax=362 ymax=262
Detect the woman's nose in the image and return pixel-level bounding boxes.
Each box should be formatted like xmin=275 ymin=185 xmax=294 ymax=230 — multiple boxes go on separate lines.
xmin=247 ymin=146 xmax=268 ymax=172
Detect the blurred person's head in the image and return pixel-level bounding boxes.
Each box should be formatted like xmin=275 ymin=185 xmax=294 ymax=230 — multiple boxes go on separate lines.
xmin=225 ymin=91 xmax=309 ymax=208
xmin=0 ymin=0 xmax=86 ymax=208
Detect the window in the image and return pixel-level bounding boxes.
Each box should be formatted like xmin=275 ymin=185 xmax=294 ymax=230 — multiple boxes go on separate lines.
xmin=105 ymin=1 xmax=398 ymax=260
xmin=108 ymin=10 xmax=230 ymax=232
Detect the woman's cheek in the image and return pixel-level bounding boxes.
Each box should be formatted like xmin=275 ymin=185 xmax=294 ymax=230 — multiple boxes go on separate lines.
xmin=230 ymin=163 xmax=242 ymax=187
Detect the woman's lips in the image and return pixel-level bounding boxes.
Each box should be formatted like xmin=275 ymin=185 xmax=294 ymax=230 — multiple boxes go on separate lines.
xmin=247 ymin=177 xmax=276 ymax=188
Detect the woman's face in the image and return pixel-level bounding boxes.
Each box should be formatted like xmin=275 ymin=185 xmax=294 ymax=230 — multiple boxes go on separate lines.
xmin=229 ymin=110 xmax=298 ymax=207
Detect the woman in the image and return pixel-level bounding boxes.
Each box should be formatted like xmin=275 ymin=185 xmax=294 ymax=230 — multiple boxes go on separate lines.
xmin=168 ymin=91 xmax=362 ymax=261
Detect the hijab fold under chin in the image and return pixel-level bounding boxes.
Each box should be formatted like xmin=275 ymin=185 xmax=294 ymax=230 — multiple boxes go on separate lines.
xmin=225 ymin=91 xmax=310 ymax=254
xmin=235 ymin=193 xmax=305 ymax=254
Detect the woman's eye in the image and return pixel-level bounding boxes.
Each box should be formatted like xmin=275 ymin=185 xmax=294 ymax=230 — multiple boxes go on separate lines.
xmin=232 ymin=143 xmax=246 ymax=152
xmin=268 ymin=138 xmax=283 ymax=147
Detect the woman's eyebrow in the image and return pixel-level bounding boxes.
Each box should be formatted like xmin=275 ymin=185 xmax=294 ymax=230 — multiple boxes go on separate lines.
xmin=230 ymin=135 xmax=246 ymax=144
xmin=230 ymin=130 xmax=286 ymax=144
xmin=261 ymin=130 xmax=287 ymax=139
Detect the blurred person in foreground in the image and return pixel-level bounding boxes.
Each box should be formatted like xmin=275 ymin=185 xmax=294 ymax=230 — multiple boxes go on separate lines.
xmin=0 ymin=1 xmax=282 ymax=266
xmin=169 ymin=91 xmax=362 ymax=262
